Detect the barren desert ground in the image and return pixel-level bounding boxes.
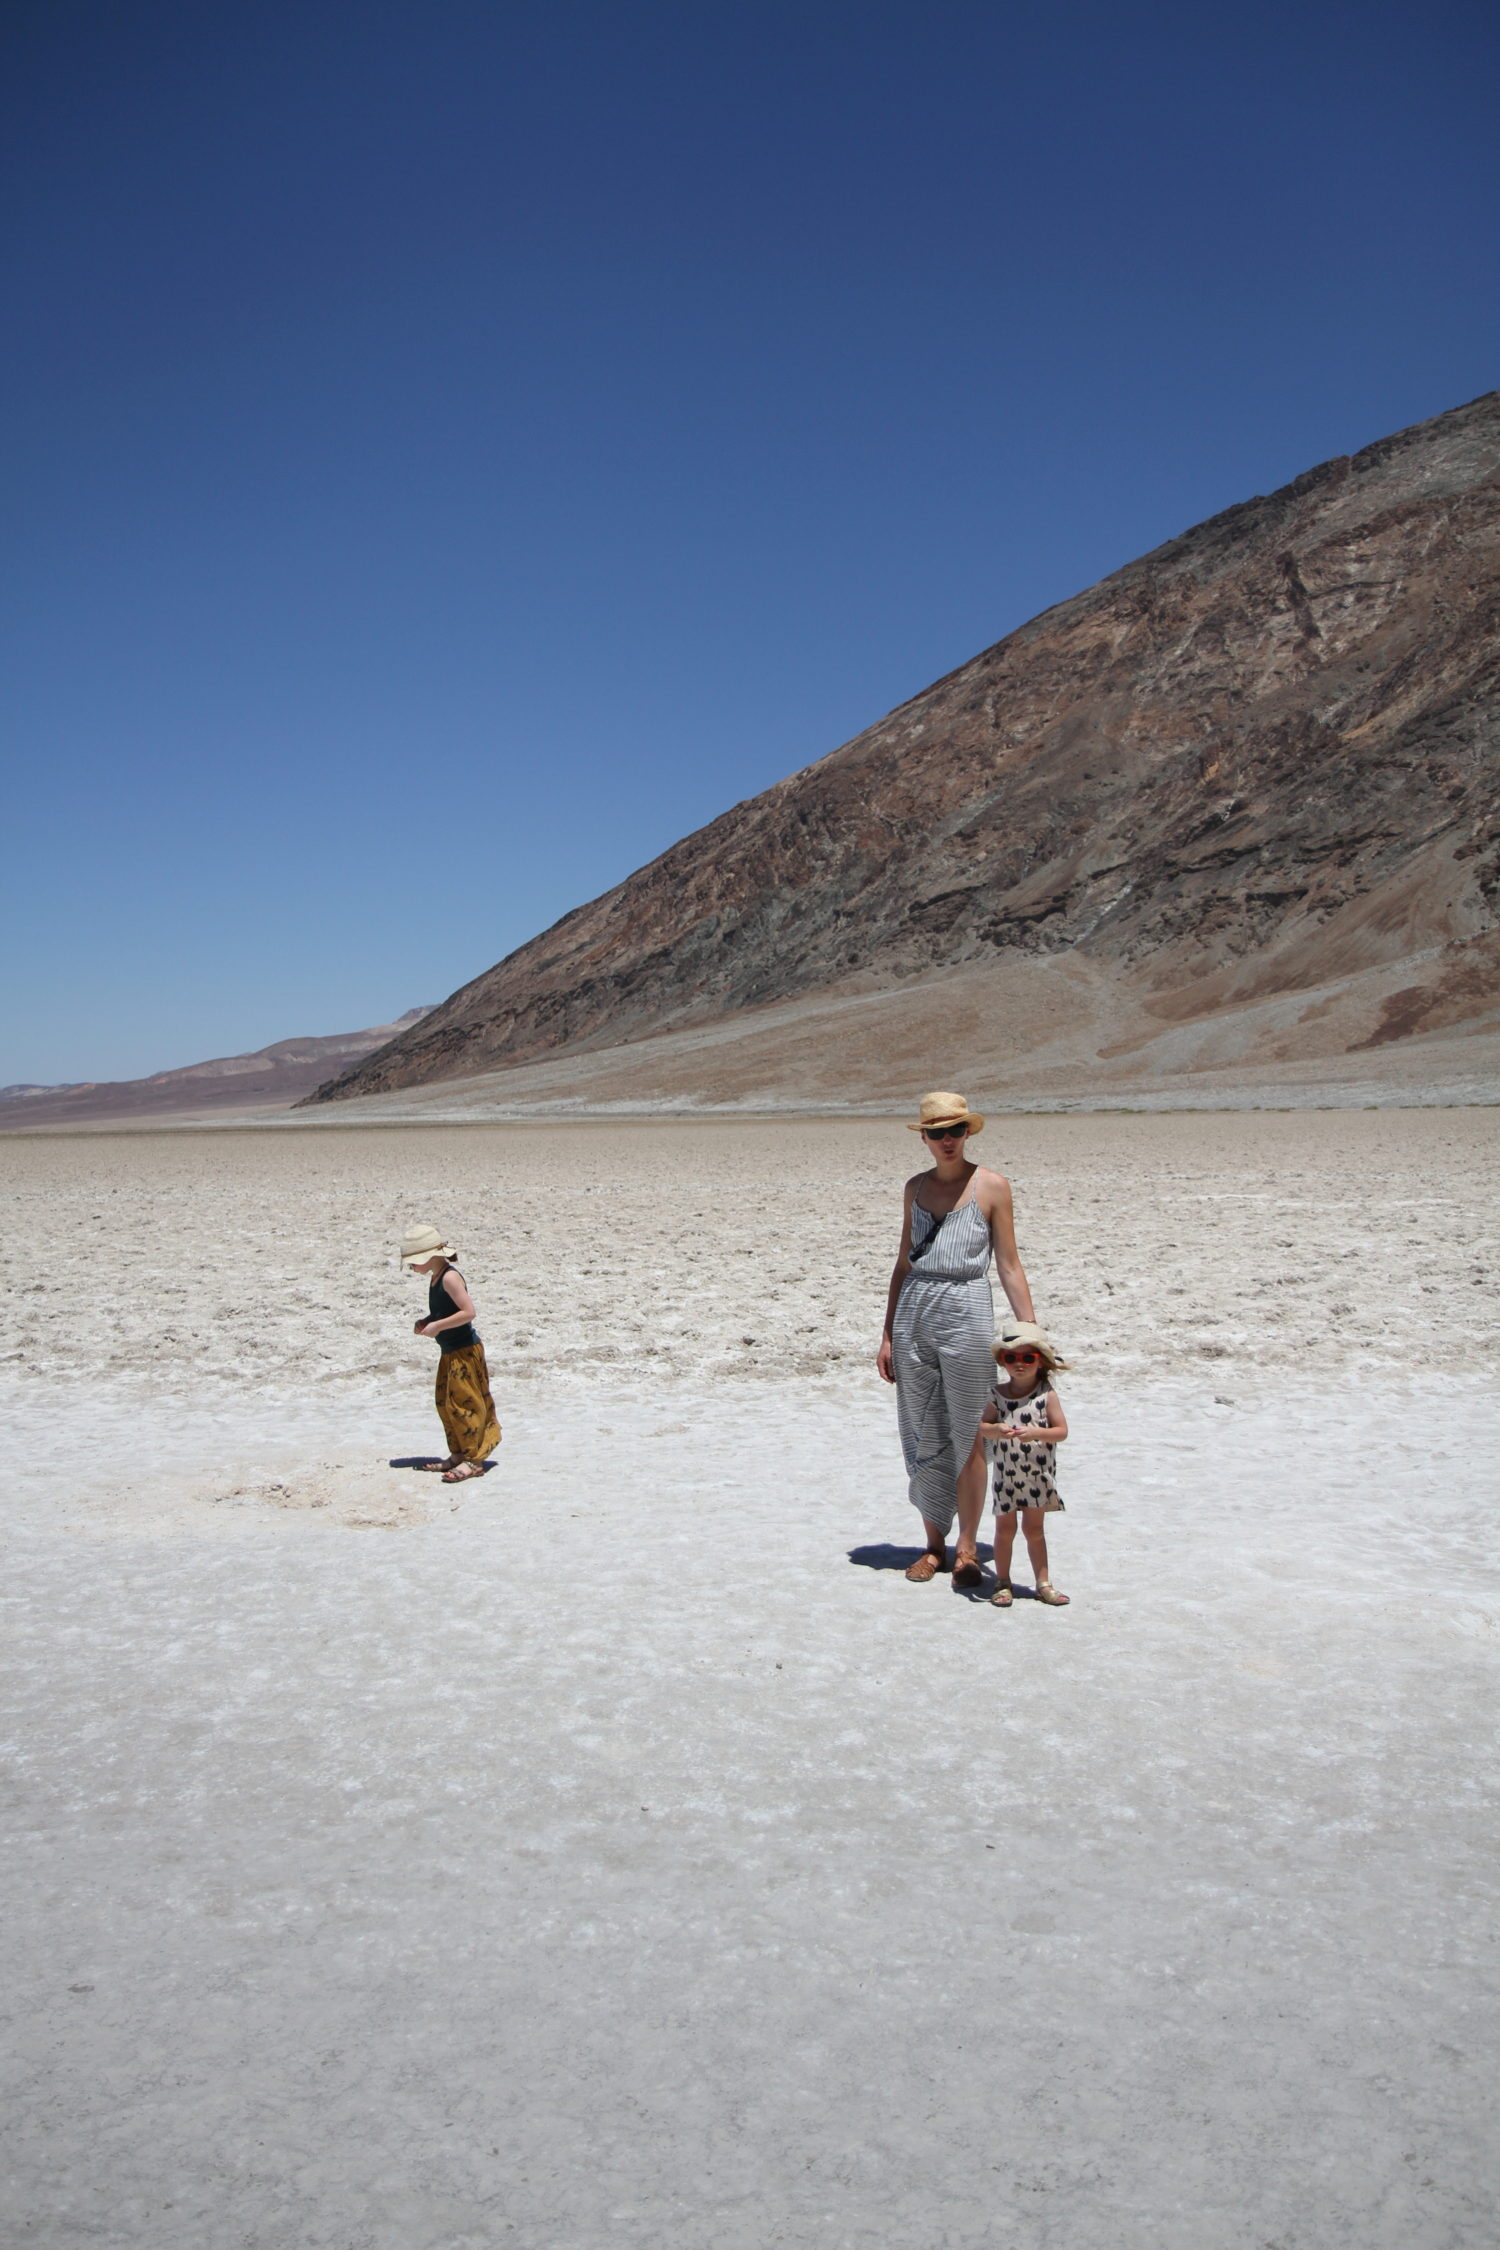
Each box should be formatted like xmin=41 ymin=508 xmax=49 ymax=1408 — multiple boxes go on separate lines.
xmin=2 ymin=1110 xmax=1497 ymax=2248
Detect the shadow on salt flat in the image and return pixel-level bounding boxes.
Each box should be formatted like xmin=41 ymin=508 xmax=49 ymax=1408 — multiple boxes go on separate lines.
xmin=848 ymin=1540 xmax=996 ymax=1571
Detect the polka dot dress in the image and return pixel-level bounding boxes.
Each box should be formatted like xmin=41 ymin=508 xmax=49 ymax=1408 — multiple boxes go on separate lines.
xmin=988 ymin=1379 xmax=1064 ymax=1515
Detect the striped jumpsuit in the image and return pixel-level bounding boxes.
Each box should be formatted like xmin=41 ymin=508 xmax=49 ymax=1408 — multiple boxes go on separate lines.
xmin=893 ymin=1196 xmax=995 ymax=1535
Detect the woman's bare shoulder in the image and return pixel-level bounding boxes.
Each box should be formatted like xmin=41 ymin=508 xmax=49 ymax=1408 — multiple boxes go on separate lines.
xmin=974 ymin=1165 xmax=1012 ymax=1195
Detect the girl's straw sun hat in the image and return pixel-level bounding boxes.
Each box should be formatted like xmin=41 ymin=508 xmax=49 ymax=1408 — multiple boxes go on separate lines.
xmin=399 ymin=1225 xmax=456 ymax=1268
xmin=907 ymin=1090 xmax=985 ymax=1135
xmin=993 ymin=1319 xmax=1067 ymax=1370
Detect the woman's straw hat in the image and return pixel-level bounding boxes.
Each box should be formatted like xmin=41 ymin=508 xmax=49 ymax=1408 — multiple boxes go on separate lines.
xmin=993 ymin=1318 xmax=1067 ymax=1371
xmin=907 ymin=1089 xmax=985 ymax=1135
xmin=399 ymin=1225 xmax=456 ymax=1268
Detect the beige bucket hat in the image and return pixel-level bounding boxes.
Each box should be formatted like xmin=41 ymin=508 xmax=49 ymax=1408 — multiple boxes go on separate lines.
xmin=907 ymin=1089 xmax=985 ymax=1135
xmin=399 ymin=1225 xmax=456 ymax=1268
xmin=993 ymin=1319 xmax=1068 ymax=1372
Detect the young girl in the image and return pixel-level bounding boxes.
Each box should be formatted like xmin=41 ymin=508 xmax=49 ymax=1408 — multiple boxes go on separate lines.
xmin=980 ymin=1320 xmax=1070 ymax=1608
xmin=399 ymin=1225 xmax=501 ymax=1482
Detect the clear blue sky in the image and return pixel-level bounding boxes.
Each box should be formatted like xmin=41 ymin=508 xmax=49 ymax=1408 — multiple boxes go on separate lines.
xmin=4 ymin=0 xmax=1497 ymax=1083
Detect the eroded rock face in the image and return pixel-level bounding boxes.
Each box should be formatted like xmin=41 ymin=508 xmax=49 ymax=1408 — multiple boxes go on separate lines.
xmin=306 ymin=393 xmax=1500 ymax=1105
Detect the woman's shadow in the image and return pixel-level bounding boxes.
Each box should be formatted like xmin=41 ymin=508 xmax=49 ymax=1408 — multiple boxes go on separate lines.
xmin=848 ymin=1540 xmax=997 ymax=1594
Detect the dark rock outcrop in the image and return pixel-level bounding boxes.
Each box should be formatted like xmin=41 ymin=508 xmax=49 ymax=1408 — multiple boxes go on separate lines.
xmin=305 ymin=393 xmax=1500 ymax=1106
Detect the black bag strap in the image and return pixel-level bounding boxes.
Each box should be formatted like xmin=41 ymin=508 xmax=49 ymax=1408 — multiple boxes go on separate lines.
xmin=907 ymin=1203 xmax=951 ymax=1264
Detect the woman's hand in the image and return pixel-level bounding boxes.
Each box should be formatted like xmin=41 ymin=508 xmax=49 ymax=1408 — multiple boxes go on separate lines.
xmin=877 ymin=1338 xmax=895 ymax=1383
xmin=414 ymin=1318 xmax=435 ymax=1336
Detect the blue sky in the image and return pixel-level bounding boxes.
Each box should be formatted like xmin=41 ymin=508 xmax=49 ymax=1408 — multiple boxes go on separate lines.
xmin=4 ymin=0 xmax=1497 ymax=1082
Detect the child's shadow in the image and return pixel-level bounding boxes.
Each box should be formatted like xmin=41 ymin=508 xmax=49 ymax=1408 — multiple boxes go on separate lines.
xmin=388 ymin=1456 xmax=496 ymax=1474
xmin=848 ymin=1542 xmax=995 ymax=1579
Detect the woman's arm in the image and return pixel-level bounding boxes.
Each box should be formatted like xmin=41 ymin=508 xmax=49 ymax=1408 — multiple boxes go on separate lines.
xmin=984 ymin=1173 xmax=1035 ymax=1323
xmin=876 ymin=1180 xmax=917 ymax=1383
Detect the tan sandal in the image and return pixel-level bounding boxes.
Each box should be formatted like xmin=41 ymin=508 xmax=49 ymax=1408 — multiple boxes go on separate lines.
xmin=442 ymin=1460 xmax=486 ymax=1483
xmin=1035 ymin=1583 xmax=1070 ymax=1606
xmin=990 ymin=1582 xmax=1014 ymax=1607
xmin=905 ymin=1552 xmax=945 ymax=1582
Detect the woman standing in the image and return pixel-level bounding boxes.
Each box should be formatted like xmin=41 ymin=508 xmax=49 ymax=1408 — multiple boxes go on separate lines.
xmin=877 ymin=1092 xmax=1036 ymax=1586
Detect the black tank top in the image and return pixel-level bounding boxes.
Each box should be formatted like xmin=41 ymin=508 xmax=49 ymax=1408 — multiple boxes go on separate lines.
xmin=429 ymin=1270 xmax=477 ymax=1354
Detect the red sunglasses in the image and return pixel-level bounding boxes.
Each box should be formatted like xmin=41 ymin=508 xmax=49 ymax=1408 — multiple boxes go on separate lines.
xmin=999 ymin=1349 xmax=1041 ymax=1365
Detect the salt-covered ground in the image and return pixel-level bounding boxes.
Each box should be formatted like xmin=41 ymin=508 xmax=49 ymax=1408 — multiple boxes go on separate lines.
xmin=3 ymin=1109 xmax=1496 ymax=1395
xmin=2 ymin=1113 xmax=1497 ymax=2247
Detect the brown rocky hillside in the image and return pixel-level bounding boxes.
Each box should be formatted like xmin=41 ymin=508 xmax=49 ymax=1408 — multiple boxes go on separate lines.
xmin=305 ymin=393 xmax=1500 ymax=1109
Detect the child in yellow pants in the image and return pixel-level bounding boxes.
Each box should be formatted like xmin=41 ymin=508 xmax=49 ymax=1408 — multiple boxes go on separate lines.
xmin=400 ymin=1225 xmax=501 ymax=1481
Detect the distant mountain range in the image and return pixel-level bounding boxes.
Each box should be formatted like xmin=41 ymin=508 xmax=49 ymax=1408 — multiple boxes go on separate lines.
xmin=300 ymin=391 xmax=1500 ymax=1114
xmin=0 ymin=1011 xmax=434 ymax=1129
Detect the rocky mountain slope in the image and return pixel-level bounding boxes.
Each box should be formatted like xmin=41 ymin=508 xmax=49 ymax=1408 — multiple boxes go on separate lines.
xmin=306 ymin=393 xmax=1500 ymax=1109
xmin=1 ymin=1010 xmax=433 ymax=1130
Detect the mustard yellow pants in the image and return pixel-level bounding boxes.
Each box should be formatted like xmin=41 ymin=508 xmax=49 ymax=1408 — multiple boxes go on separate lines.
xmin=434 ymin=1342 xmax=501 ymax=1461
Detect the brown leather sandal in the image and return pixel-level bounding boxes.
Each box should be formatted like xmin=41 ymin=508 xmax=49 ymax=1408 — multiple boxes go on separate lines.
xmin=952 ymin=1554 xmax=984 ymax=1589
xmin=905 ymin=1552 xmax=945 ymax=1582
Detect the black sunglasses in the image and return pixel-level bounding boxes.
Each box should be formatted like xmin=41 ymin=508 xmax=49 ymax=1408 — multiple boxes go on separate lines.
xmin=922 ymin=1126 xmax=965 ymax=1141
